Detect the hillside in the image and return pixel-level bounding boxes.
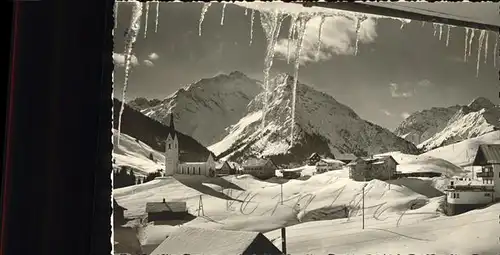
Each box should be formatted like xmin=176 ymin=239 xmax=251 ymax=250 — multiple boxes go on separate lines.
xmin=394 ymin=105 xmax=461 ymax=145
xmin=210 ymin=74 xmax=419 ymax=165
xmin=113 ymin=98 xmax=211 ymax=162
xmin=418 ymin=97 xmax=500 ymax=151
xmin=131 ymin=71 xmax=263 ymax=146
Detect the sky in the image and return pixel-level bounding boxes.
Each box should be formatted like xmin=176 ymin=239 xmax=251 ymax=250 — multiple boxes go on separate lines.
xmin=113 ymin=2 xmax=498 ymax=131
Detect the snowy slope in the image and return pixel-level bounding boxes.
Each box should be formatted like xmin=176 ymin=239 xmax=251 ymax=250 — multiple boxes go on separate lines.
xmin=136 ymin=71 xmax=262 ymax=147
xmin=394 ymin=105 xmax=461 ymax=145
xmin=418 ymin=97 xmax=500 ymax=151
xmin=422 ymin=130 xmax=500 ymax=167
xmin=211 ymin=74 xmax=418 ymax=165
xmin=113 ymin=129 xmax=165 ymax=176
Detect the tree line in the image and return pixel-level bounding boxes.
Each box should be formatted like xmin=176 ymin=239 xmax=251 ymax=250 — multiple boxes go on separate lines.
xmin=113 ymin=166 xmax=163 ymax=189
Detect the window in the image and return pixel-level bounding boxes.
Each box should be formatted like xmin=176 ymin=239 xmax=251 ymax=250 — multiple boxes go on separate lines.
xmin=456 ymin=193 xmax=460 ymax=199
xmin=485 ymin=193 xmax=491 ymax=197
xmin=168 ymin=144 xmax=171 ymax=149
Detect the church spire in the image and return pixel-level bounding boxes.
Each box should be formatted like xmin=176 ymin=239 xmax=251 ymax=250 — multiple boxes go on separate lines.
xmin=169 ymin=113 xmax=176 ymax=138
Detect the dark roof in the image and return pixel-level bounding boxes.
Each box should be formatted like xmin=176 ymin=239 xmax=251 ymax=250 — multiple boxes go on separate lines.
xmin=114 ymin=199 xmax=126 ymax=211
xmin=242 ymin=158 xmax=276 ymax=168
xmin=145 ymin=201 xmax=187 ymax=213
xmin=167 ymin=113 xmax=177 ymax=139
xmin=150 ymin=227 xmax=277 ymax=255
xmin=473 ymin=144 xmax=500 ymax=166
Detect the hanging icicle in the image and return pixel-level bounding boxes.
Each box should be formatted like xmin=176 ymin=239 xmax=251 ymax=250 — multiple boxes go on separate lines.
xmin=260 ymin=10 xmax=285 ymax=129
xmin=290 ymin=14 xmax=312 ymax=146
xmin=493 ymin=32 xmax=498 ymax=68
xmin=287 ymin=14 xmax=298 ymax=64
xmin=468 ymin=28 xmax=475 ymax=56
xmin=464 ymin=28 xmax=470 ymax=62
xmin=354 ymin=16 xmax=367 ymax=56
xmin=155 ymin=1 xmax=159 ymax=33
xmin=244 ymin=8 xmax=248 ymax=16
xmin=114 ymin=1 xmax=119 ymax=29
xmin=476 ymin=30 xmax=486 ymax=77
xmin=315 ymin=16 xmax=326 ymax=60
xmin=421 ymin=21 xmax=425 ymax=27
xmin=438 ymin=24 xmax=443 ymax=41
xmin=220 ymin=3 xmax=227 ymax=26
xmin=433 ymin=23 xmax=438 ymax=36
xmin=117 ymin=1 xmax=143 ymax=147
xmin=484 ymin=31 xmax=489 ymax=64
xmin=198 ymin=2 xmax=212 ymax=36
xmin=446 ymin=25 xmax=451 ymax=47
xmin=143 ymin=2 xmax=150 ymax=38
xmin=250 ymin=10 xmax=255 ymax=46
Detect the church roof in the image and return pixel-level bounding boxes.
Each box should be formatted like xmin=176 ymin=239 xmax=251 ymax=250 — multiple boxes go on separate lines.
xmin=167 ymin=113 xmax=177 ymax=139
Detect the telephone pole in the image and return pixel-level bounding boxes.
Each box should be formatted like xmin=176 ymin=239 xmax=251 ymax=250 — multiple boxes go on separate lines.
xmin=362 ymin=185 xmax=365 ymax=230
xmin=198 ymin=195 xmax=205 ymax=216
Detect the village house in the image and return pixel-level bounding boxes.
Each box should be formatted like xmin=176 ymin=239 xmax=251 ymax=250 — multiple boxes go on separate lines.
xmin=348 ymin=155 xmax=398 ymax=181
xmin=443 ymin=144 xmax=500 ymax=216
xmin=281 ymin=169 xmax=302 ymax=179
xmin=331 ymin=152 xmax=357 ymax=164
xmin=145 ymin=199 xmax=193 ymax=224
xmin=315 ymin=158 xmax=345 ymax=174
xmin=164 ymin=114 xmax=217 ymax=177
xmin=150 ymin=227 xmax=283 ymax=255
xmin=242 ymin=158 xmax=277 ymax=179
xmin=113 ymin=226 xmax=143 ymax=255
xmin=307 ymin=152 xmax=322 ymax=166
xmin=113 ymin=199 xmax=127 ymax=226
xmin=215 ymin=161 xmax=236 ymax=176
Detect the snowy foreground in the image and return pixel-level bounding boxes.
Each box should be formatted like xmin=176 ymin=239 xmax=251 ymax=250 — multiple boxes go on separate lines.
xmin=114 ymin=170 xmax=499 ymax=254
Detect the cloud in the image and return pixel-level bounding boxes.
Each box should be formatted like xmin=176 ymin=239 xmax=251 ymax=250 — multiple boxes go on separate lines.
xmin=148 ymin=52 xmax=159 ymax=60
xmin=389 ymin=83 xmax=413 ymax=98
xmin=274 ymin=15 xmax=378 ymax=64
xmin=401 ymin=112 xmax=411 ymax=119
xmin=381 ymin=109 xmax=392 ymax=116
xmin=143 ymin=59 xmax=155 ymax=67
xmin=113 ymin=53 xmax=139 ymax=67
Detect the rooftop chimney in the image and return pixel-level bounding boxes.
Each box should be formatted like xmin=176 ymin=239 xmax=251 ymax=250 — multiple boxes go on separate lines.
xmin=281 ymin=227 xmax=287 ymax=255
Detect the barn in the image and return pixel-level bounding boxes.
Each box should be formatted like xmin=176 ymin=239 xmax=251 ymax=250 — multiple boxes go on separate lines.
xmin=145 ymin=199 xmax=193 ymax=224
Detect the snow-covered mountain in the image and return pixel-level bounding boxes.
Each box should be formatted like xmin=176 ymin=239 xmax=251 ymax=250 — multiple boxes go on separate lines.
xmin=210 ymin=74 xmax=418 ymax=165
xmin=134 ymin=71 xmax=263 ymax=146
xmin=418 ymin=97 xmax=500 ymax=151
xmin=394 ymin=105 xmax=461 ymax=145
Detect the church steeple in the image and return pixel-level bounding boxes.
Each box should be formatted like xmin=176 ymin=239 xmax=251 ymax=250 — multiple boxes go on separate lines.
xmin=169 ymin=113 xmax=176 ymax=138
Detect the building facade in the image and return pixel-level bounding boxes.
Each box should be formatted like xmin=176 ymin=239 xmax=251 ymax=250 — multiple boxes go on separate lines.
xmin=164 ymin=114 xmax=216 ymax=177
xmin=315 ymin=158 xmax=345 ymax=174
xmin=307 ymin=153 xmax=322 ymax=166
xmin=242 ymin=158 xmax=277 ymax=179
xmin=472 ymin=144 xmax=500 ymax=201
xmin=215 ymin=161 xmax=235 ymax=176
xmin=444 ymin=184 xmax=495 ymax=216
xmin=348 ymin=155 xmax=398 ymax=181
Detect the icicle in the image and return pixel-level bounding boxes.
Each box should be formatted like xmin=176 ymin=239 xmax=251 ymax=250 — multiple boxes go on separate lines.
xmin=114 ymin=1 xmax=119 ymax=29
xmin=315 ymin=16 xmax=326 ymax=60
xmin=464 ymin=28 xmax=469 ymax=62
xmin=244 ymin=8 xmax=248 ymax=16
xmin=476 ymin=30 xmax=486 ymax=77
xmin=260 ymin=10 xmax=285 ymax=129
xmin=220 ymin=3 xmax=227 ymax=26
xmin=484 ymin=31 xmax=489 ymax=64
xmin=290 ymin=15 xmax=311 ymax=146
xmin=421 ymin=21 xmax=425 ymax=27
xmin=250 ymin=10 xmax=255 ymax=46
xmin=143 ymin=2 xmax=150 ymax=38
xmin=353 ymin=16 xmax=367 ymax=56
xmin=493 ymin=33 xmax=498 ymax=68
xmin=117 ymin=1 xmax=143 ymax=147
xmin=155 ymin=1 xmax=159 ymax=33
xmin=198 ymin=2 xmax=212 ymax=37
xmin=468 ymin=28 xmax=475 ymax=56
xmin=433 ymin=23 xmax=437 ymax=36
xmin=287 ymin=14 xmax=298 ymax=64
xmin=438 ymin=24 xmax=443 ymax=41
xmin=446 ymin=25 xmax=451 ymax=47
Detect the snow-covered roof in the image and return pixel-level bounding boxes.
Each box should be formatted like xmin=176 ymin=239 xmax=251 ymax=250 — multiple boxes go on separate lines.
xmin=333 ymin=153 xmax=357 ymax=161
xmin=150 ymin=227 xmax=262 ymax=255
xmin=145 ymin=201 xmax=187 ymax=213
xmin=114 ymin=199 xmax=126 ymax=211
xmin=319 ymin=158 xmax=345 ymax=165
xmin=242 ymin=158 xmax=275 ymax=168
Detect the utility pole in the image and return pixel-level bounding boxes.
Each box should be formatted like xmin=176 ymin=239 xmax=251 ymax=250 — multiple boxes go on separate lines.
xmin=280 ymin=183 xmax=283 ymax=205
xmin=362 ymin=185 xmax=365 ymax=230
xmin=198 ymin=195 xmax=205 ymax=216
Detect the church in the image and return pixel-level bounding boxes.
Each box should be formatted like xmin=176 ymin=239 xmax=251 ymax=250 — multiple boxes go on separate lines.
xmin=164 ymin=114 xmax=216 ymax=177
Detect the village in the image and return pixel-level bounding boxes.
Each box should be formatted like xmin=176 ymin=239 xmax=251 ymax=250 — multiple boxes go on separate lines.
xmin=113 ymin=115 xmax=500 ymax=255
